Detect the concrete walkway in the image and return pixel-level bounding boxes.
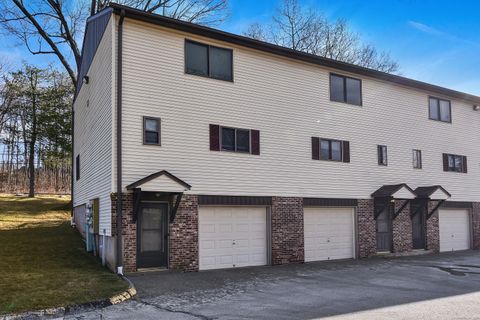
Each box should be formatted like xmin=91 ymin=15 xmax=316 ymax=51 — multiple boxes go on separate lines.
xmin=65 ymin=251 xmax=480 ymax=320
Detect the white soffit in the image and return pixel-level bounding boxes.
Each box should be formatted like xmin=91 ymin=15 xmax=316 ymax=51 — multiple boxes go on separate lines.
xmin=392 ymin=186 xmax=416 ymax=200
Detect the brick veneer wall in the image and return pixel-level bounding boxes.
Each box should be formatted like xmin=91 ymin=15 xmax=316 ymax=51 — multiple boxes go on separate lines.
xmin=392 ymin=200 xmax=412 ymax=253
xmin=169 ymin=194 xmax=199 ymax=271
xmin=271 ymin=197 xmax=304 ymax=265
xmin=111 ymin=193 xmax=137 ymax=272
xmin=357 ymin=199 xmax=376 ymax=258
xmin=472 ymin=202 xmax=480 ymax=250
xmin=426 ymin=201 xmax=440 ymax=252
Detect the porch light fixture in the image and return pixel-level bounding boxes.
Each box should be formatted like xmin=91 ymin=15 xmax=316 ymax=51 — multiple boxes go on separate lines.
xmin=83 ymin=75 xmax=90 ymax=84
xmin=473 ymin=105 xmax=480 ymax=111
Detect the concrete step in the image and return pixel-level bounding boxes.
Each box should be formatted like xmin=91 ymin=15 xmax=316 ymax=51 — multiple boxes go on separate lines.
xmin=376 ymin=249 xmax=434 ymax=258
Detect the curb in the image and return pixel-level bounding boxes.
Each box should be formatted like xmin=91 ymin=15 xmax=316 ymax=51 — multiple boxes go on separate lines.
xmin=1 ymin=275 xmax=136 ymax=320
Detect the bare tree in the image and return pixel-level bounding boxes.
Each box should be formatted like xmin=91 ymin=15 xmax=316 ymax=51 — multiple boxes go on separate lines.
xmin=0 ymin=0 xmax=229 ymax=87
xmin=244 ymin=0 xmax=398 ymax=73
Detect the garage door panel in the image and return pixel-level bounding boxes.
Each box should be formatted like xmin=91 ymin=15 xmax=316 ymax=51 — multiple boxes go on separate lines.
xmin=439 ymin=209 xmax=470 ymax=252
xmin=199 ymin=206 xmax=267 ymax=270
xmin=304 ymin=208 xmax=355 ymax=262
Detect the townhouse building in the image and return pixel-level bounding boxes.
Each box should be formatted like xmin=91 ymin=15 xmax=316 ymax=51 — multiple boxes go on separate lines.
xmin=73 ymin=4 xmax=480 ymax=273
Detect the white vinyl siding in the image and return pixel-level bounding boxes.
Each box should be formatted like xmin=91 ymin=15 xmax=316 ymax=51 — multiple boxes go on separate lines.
xmin=304 ymin=208 xmax=355 ymax=262
xmin=116 ymin=19 xmax=479 ymax=202
xmin=439 ymin=209 xmax=471 ymax=252
xmin=198 ymin=206 xmax=267 ymax=270
xmin=73 ymin=17 xmax=114 ymax=236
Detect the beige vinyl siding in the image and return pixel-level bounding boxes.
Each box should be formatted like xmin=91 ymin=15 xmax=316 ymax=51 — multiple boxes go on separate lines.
xmin=73 ymin=17 xmax=114 ymax=236
xmin=119 ymin=18 xmax=480 ymax=202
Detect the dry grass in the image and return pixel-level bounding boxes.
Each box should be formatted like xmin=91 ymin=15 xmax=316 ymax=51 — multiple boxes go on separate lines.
xmin=0 ymin=194 xmax=128 ymax=315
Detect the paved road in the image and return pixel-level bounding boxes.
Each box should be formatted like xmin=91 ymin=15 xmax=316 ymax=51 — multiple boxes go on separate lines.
xmin=65 ymin=251 xmax=480 ymax=320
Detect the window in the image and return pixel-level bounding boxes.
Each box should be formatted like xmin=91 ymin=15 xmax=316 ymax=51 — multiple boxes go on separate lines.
xmin=413 ymin=149 xmax=422 ymax=169
xmin=443 ymin=153 xmax=467 ymax=173
xmin=317 ymin=138 xmax=347 ymax=162
xmin=377 ymin=145 xmax=388 ymax=166
xmin=429 ymin=97 xmax=451 ymax=122
xmin=210 ymin=125 xmax=260 ymax=155
xmin=330 ymin=74 xmax=362 ymax=106
xmin=221 ymin=127 xmax=250 ymax=152
xmin=185 ymin=40 xmax=233 ymax=81
xmin=76 ymin=155 xmax=80 ymax=181
xmin=143 ymin=117 xmax=160 ymax=145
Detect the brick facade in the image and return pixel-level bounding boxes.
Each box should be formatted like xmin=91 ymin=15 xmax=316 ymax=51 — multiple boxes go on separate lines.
xmin=357 ymin=199 xmax=376 ymax=258
xmin=169 ymin=194 xmax=199 ymax=271
xmin=472 ymin=202 xmax=480 ymax=250
xmin=111 ymin=193 xmax=136 ymax=272
xmin=392 ymin=200 xmax=412 ymax=253
xmin=425 ymin=201 xmax=440 ymax=252
xmin=271 ymin=197 xmax=304 ymax=265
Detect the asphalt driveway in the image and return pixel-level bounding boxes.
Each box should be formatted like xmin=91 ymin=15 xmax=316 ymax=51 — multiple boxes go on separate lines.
xmin=67 ymin=251 xmax=480 ymax=319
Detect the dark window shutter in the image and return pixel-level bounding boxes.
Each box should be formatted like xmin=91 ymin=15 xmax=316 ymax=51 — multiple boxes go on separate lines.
xmin=209 ymin=124 xmax=220 ymax=151
xmin=343 ymin=141 xmax=350 ymax=163
xmin=462 ymin=156 xmax=468 ymax=173
xmin=442 ymin=153 xmax=449 ymax=171
xmin=377 ymin=145 xmax=382 ymax=165
xmin=312 ymin=137 xmax=320 ymax=160
xmin=251 ymin=130 xmax=260 ymax=155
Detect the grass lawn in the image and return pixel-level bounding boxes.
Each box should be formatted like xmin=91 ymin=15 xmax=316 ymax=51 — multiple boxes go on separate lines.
xmin=0 ymin=194 xmax=128 ymax=315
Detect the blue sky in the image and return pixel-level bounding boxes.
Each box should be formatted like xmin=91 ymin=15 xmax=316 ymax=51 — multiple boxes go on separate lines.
xmin=1 ymin=0 xmax=479 ymax=95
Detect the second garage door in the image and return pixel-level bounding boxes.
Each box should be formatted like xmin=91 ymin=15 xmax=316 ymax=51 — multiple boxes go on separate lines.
xmin=199 ymin=206 xmax=267 ymax=270
xmin=439 ymin=209 xmax=471 ymax=252
xmin=304 ymin=208 xmax=355 ymax=262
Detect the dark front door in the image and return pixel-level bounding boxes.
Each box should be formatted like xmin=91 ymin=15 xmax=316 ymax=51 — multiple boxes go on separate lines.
xmin=137 ymin=203 xmax=168 ymax=268
xmin=412 ymin=209 xmax=426 ymax=249
xmin=376 ymin=207 xmax=392 ymax=252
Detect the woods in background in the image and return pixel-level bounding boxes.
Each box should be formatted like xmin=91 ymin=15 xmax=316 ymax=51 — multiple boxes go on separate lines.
xmin=0 ymin=65 xmax=72 ymax=196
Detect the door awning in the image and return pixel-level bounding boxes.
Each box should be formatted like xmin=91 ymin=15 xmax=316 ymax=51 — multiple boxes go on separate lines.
xmin=414 ymin=185 xmax=451 ymax=200
xmin=371 ymin=184 xmax=416 ymax=200
xmin=126 ymin=170 xmax=191 ymax=193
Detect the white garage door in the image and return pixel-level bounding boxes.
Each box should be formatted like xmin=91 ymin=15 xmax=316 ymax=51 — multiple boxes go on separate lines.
xmin=199 ymin=206 xmax=267 ymax=270
xmin=439 ymin=209 xmax=471 ymax=252
xmin=304 ymin=208 xmax=355 ymax=262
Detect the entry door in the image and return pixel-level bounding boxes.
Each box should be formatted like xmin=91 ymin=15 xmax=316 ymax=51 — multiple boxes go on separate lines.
xmin=137 ymin=203 xmax=168 ymax=268
xmin=376 ymin=207 xmax=391 ymax=252
xmin=412 ymin=209 xmax=426 ymax=249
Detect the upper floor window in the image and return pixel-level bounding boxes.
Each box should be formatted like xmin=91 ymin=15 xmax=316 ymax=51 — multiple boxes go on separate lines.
xmin=429 ymin=97 xmax=451 ymax=123
xmin=185 ymin=40 xmax=233 ymax=81
xmin=443 ymin=153 xmax=467 ymax=173
xmin=143 ymin=117 xmax=161 ymax=145
xmin=330 ymin=74 xmax=362 ymax=106
xmin=312 ymin=137 xmax=350 ymax=162
xmin=209 ymin=124 xmax=260 ymax=155
xmin=413 ymin=149 xmax=422 ymax=169
xmin=377 ymin=145 xmax=387 ymax=166
xmin=76 ymin=155 xmax=80 ymax=181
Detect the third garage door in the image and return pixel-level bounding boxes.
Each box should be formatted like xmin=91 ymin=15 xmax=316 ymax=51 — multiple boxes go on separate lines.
xmin=199 ymin=206 xmax=267 ymax=270
xmin=304 ymin=207 xmax=355 ymax=262
xmin=439 ymin=209 xmax=471 ymax=252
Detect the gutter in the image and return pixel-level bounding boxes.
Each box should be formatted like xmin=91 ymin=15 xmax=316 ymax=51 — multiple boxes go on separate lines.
xmin=116 ymin=9 xmax=125 ymax=275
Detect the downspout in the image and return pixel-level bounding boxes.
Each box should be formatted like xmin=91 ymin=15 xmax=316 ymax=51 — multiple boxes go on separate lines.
xmin=116 ymin=9 xmax=125 ymax=275
xmin=71 ymin=109 xmax=75 ymax=222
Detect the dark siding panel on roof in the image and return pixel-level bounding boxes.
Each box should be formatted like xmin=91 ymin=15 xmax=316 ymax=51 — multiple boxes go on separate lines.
xmin=76 ymin=9 xmax=113 ymax=95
